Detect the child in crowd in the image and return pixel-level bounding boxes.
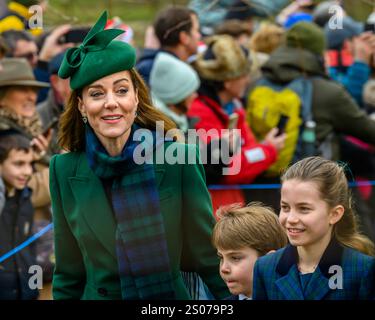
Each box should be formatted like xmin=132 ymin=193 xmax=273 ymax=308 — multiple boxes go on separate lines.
xmin=0 ymin=131 xmax=39 ymax=300
xmin=212 ymin=203 xmax=288 ymax=300
xmin=253 ymin=156 xmax=375 ymax=300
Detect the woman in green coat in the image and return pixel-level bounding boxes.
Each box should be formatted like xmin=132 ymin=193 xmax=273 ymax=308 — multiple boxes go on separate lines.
xmin=50 ymin=11 xmax=228 ymax=300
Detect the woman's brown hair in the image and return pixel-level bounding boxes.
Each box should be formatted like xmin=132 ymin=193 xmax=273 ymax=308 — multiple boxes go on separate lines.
xmin=281 ymin=156 xmax=375 ymax=257
xmin=58 ymin=68 xmax=177 ymax=151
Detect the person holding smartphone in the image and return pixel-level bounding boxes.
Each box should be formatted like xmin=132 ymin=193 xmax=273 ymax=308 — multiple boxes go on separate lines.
xmin=325 ymin=16 xmax=375 ymax=107
xmin=188 ymin=35 xmax=286 ymax=212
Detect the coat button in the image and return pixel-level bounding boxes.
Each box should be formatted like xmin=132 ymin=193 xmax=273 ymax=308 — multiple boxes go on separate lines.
xmin=97 ymin=288 xmax=108 ymax=297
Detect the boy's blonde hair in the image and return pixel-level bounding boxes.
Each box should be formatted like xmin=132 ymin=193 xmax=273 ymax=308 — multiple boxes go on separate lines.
xmin=212 ymin=202 xmax=288 ymax=256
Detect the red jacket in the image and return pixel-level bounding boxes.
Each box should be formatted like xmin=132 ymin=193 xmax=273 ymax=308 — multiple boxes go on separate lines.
xmin=188 ymin=95 xmax=277 ymax=185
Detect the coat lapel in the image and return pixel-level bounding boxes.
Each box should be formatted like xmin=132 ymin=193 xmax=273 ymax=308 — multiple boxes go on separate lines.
xmin=303 ymin=238 xmax=343 ymax=300
xmin=67 ymin=154 xmax=167 ymax=261
xmin=275 ymin=239 xmax=343 ymax=300
xmin=303 ymin=267 xmax=331 ymax=300
xmin=275 ymin=264 xmax=304 ymax=300
xmin=275 ymin=244 xmax=304 ymax=300
xmin=68 ymin=153 xmax=117 ymax=259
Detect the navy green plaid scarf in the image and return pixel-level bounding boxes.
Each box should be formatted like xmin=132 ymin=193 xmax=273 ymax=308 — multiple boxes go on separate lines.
xmin=85 ymin=124 xmax=175 ymax=299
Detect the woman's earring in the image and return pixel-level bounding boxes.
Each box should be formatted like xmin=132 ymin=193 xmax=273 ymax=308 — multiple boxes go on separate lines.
xmin=135 ymin=111 xmax=138 ymax=117
xmin=82 ymin=116 xmax=88 ymax=124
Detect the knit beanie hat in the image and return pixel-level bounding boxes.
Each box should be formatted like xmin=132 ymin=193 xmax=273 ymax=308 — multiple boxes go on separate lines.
xmin=150 ymin=52 xmax=200 ymax=105
xmin=194 ymin=35 xmax=251 ymax=81
xmin=58 ymin=11 xmax=136 ymax=90
xmin=286 ymin=21 xmax=326 ymax=55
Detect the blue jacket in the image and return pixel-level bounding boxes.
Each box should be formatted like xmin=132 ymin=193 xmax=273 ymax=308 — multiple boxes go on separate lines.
xmin=136 ymin=48 xmax=160 ymax=86
xmin=253 ymin=239 xmax=375 ymax=300
xmin=34 ymin=61 xmax=51 ymax=104
xmin=329 ymin=61 xmax=371 ymax=107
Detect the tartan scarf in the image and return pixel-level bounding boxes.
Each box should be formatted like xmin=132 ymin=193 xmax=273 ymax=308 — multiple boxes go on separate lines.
xmin=85 ymin=124 xmax=176 ymax=300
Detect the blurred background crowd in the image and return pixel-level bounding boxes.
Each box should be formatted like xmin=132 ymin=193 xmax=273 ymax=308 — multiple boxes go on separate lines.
xmin=1 ymin=0 xmax=375 ymax=300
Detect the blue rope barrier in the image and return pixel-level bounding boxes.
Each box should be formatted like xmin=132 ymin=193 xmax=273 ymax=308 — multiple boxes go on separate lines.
xmin=2 ymin=179 xmax=375 ymax=264
xmin=209 ymin=183 xmax=282 ymax=190
xmin=0 ymin=223 xmax=53 ymax=263
xmin=349 ymin=181 xmax=375 ymax=187
xmin=208 ymin=180 xmax=375 ymax=190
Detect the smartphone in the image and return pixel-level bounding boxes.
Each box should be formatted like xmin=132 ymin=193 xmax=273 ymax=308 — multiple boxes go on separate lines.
xmin=58 ymin=27 xmax=90 ymax=44
xmin=276 ymin=115 xmax=288 ymax=136
xmin=365 ymin=23 xmax=375 ymax=34
xmin=228 ymin=113 xmax=239 ymax=129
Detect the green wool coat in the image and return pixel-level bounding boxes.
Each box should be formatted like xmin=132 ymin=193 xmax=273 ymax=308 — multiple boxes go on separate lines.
xmin=50 ymin=143 xmax=229 ymax=300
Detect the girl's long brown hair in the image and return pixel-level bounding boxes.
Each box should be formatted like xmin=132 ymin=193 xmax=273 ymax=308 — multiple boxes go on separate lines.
xmin=281 ymin=156 xmax=375 ymax=257
xmin=58 ymin=68 xmax=177 ymax=152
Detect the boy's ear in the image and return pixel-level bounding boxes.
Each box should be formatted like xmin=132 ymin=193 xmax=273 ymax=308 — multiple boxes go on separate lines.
xmin=266 ymin=250 xmax=276 ymax=255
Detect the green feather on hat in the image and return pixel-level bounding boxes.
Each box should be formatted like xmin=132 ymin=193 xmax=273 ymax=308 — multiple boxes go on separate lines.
xmin=58 ymin=11 xmax=136 ymax=90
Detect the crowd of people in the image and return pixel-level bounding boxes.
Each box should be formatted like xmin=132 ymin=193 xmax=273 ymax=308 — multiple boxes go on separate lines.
xmin=0 ymin=0 xmax=375 ymax=300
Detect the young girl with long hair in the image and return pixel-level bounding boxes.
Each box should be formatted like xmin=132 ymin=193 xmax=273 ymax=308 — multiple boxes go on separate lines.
xmin=253 ymin=156 xmax=375 ymax=300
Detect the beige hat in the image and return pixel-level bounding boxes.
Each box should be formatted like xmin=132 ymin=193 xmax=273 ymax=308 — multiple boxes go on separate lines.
xmin=0 ymin=58 xmax=49 ymax=88
xmin=194 ymin=35 xmax=251 ymax=81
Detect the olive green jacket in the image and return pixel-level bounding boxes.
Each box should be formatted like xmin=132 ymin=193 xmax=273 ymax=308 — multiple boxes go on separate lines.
xmin=50 ymin=143 xmax=228 ymax=300
xmin=262 ymin=46 xmax=375 ymax=160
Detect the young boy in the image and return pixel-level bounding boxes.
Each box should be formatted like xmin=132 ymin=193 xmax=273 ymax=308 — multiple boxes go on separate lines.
xmin=0 ymin=131 xmax=39 ymax=300
xmin=212 ymin=202 xmax=288 ymax=300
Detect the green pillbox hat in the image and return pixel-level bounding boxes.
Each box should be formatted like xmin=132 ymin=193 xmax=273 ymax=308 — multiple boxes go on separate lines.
xmin=58 ymin=11 xmax=136 ymax=90
xmin=286 ymin=22 xmax=326 ymax=56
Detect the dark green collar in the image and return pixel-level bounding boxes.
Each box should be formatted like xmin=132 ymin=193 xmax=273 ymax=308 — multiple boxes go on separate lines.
xmin=276 ymin=238 xmax=344 ymax=278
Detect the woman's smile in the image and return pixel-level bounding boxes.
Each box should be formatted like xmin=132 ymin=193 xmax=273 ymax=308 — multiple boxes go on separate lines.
xmin=101 ymin=114 xmax=124 ymax=124
xmin=286 ymin=227 xmax=306 ymax=237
